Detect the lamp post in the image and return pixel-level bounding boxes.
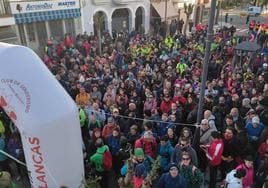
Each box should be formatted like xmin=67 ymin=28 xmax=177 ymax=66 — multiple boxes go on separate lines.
xmin=165 ymin=0 xmax=168 ymax=36
xmin=196 ymin=0 xmax=217 ymax=124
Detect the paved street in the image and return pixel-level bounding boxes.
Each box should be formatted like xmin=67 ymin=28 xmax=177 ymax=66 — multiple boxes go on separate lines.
xmin=220 ymin=9 xmax=268 ymax=35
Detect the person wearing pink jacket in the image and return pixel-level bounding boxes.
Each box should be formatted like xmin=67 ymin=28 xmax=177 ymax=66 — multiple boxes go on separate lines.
xmin=236 ymin=155 xmax=254 ymax=188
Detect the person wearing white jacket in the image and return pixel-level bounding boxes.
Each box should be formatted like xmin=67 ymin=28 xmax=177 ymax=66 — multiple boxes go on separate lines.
xmin=225 ymin=169 xmax=246 ymax=188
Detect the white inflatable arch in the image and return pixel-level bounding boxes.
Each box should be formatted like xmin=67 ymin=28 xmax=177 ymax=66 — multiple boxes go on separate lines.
xmin=0 ymin=43 xmax=84 ymax=187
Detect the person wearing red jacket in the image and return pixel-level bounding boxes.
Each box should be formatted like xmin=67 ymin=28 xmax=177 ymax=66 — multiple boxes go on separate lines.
xmin=160 ymin=95 xmax=172 ymax=114
xmin=135 ymin=131 xmax=158 ymax=159
xmin=82 ymin=40 xmax=91 ymax=56
xmin=202 ymin=131 xmax=224 ymax=188
xmin=64 ymin=34 xmax=74 ymax=48
xmin=258 ymin=136 xmax=268 ymax=161
xmin=249 ymin=20 xmax=255 ymax=31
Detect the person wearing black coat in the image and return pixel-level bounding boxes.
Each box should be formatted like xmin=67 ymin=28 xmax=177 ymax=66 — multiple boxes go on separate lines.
xmin=255 ymin=157 xmax=268 ymax=187
xmin=220 ymin=127 xmax=240 ymax=179
xmin=115 ymin=136 xmax=132 ymax=175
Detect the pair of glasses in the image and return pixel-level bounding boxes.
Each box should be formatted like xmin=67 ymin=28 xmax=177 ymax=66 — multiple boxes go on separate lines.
xmin=169 ymin=167 xmax=178 ymax=171
xmin=201 ymin=123 xmax=208 ymax=125
xmin=182 ymin=158 xmax=190 ymax=161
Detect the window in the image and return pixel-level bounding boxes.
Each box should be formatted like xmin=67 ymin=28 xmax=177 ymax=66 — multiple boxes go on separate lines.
xmin=65 ymin=18 xmax=75 ymax=37
xmin=49 ymin=20 xmax=64 ymax=41
xmin=17 ymin=24 xmax=27 ymax=45
xmin=26 ymin=23 xmax=36 ymax=42
xmin=0 ymin=26 xmax=18 ymax=44
xmin=36 ymin=22 xmax=47 ymax=47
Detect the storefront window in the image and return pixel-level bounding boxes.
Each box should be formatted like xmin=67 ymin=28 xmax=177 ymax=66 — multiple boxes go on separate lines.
xmin=26 ymin=23 xmax=36 ymax=42
xmin=17 ymin=24 xmax=26 ymax=45
xmin=49 ymin=20 xmax=64 ymax=42
xmin=65 ymin=18 xmax=75 ymax=37
xmin=36 ymin=22 xmax=47 ymax=47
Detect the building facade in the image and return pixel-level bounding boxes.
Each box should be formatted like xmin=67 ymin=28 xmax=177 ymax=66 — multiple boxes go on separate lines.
xmin=0 ymin=0 xmax=17 ymax=44
xmin=4 ymin=0 xmax=82 ymax=52
xmin=80 ymin=0 xmax=150 ymax=35
xmin=150 ymin=0 xmax=211 ymax=35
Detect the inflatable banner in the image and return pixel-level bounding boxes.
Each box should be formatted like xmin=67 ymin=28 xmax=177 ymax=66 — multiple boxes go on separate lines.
xmin=0 ymin=43 xmax=84 ymax=187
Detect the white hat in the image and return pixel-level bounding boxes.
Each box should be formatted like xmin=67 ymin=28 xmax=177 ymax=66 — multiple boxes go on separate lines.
xmin=144 ymin=131 xmax=153 ymax=139
xmin=252 ymin=116 xmax=260 ymax=124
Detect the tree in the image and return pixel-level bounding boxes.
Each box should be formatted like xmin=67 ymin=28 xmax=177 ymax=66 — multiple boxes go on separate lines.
xmin=93 ymin=12 xmax=105 ymax=55
xmin=257 ymin=0 xmax=268 ymax=7
xmin=183 ymin=3 xmax=195 ymax=35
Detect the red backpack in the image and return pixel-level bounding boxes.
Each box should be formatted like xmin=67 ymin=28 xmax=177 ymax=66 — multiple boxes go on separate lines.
xmin=102 ymin=149 xmax=112 ymax=171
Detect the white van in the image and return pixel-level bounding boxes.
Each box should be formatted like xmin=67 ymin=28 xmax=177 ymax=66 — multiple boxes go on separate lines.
xmin=247 ymin=6 xmax=261 ymax=16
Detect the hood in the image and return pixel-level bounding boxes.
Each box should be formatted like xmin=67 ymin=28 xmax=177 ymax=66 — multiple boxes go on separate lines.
xmin=209 ymin=115 xmax=215 ymax=120
xmin=97 ymin=145 xmax=109 ymax=154
xmin=226 ymin=170 xmax=241 ymax=184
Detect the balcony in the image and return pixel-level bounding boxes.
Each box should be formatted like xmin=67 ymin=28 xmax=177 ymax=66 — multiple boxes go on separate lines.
xmin=0 ymin=0 xmax=11 ymax=17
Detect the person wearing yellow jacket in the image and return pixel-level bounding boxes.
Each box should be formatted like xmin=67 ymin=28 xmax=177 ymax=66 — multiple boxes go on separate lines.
xmin=176 ymin=59 xmax=188 ymax=76
xmin=165 ymin=36 xmax=174 ymax=49
xmin=79 ymin=108 xmax=87 ymax=127
xmin=0 ymin=120 xmax=5 ymax=135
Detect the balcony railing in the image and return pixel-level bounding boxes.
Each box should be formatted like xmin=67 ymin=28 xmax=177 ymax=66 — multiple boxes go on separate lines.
xmin=0 ymin=0 xmax=11 ymax=17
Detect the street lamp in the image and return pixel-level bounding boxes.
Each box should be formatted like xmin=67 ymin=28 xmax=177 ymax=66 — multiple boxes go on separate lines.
xmin=165 ymin=0 xmax=168 ymax=36
xmin=196 ymin=0 xmax=217 ymax=124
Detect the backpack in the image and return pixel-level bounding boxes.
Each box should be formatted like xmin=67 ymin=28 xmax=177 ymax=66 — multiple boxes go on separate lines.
xmin=179 ymin=164 xmax=197 ymax=176
xmin=140 ymin=138 xmax=156 ymax=153
xmin=102 ymin=149 xmax=112 ymax=171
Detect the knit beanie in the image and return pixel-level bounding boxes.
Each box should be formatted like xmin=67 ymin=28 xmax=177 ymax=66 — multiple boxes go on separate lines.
xmin=134 ymin=148 xmax=144 ymax=157
xmin=252 ymin=116 xmax=260 ymax=124
xmin=0 ymin=171 xmax=11 ymax=187
xmin=168 ymin=163 xmax=179 ymax=171
xmin=134 ymin=163 xmax=146 ymax=178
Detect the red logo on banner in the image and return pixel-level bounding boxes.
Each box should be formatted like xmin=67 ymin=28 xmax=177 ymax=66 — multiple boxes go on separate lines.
xmin=9 ymin=111 xmax=17 ymax=121
xmin=0 ymin=95 xmax=17 ymax=122
xmin=0 ymin=96 xmax=7 ymax=107
xmin=28 ymin=137 xmax=48 ymax=187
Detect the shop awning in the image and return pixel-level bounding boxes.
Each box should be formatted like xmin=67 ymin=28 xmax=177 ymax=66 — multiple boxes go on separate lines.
xmin=151 ymin=1 xmax=178 ymax=22
xmin=14 ymin=9 xmax=81 ymax=24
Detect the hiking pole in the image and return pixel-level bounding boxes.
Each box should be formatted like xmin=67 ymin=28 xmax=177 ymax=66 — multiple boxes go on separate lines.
xmin=0 ymin=150 xmax=26 ymax=167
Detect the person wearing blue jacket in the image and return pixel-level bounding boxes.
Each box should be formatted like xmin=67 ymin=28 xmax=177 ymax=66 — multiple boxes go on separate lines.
xmin=156 ymin=113 xmax=170 ymax=138
xmin=157 ymin=163 xmax=187 ymax=188
xmin=106 ymin=128 xmax=121 ymax=156
xmin=245 ymin=116 xmax=264 ymax=142
xmin=158 ymin=135 xmax=174 ymax=172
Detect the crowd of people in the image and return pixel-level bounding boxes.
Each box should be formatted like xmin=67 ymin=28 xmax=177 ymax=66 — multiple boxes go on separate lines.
xmin=0 ymin=20 xmax=268 ymax=188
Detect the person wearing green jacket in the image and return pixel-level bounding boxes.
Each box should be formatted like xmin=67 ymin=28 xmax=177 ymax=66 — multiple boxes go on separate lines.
xmin=90 ymin=139 xmax=109 ymax=172
xmin=79 ymin=108 xmax=87 ymax=127
xmin=179 ymin=151 xmax=203 ymax=188
xmin=89 ymin=138 xmax=110 ymax=188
